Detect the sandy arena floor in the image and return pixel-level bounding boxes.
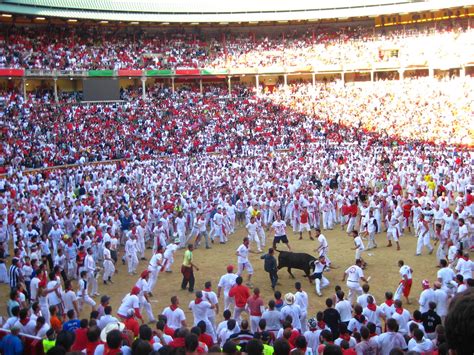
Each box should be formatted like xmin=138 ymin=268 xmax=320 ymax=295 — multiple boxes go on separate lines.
xmin=1 ymin=222 xmax=447 ymax=325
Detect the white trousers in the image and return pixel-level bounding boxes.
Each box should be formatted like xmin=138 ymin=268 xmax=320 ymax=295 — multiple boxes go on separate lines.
xmin=127 ymin=254 xmax=138 ymax=273
xmin=416 ymin=234 xmax=433 ymax=255
xmin=103 ymin=260 xmax=115 ymax=281
xmin=315 ymin=276 xmax=330 ymax=295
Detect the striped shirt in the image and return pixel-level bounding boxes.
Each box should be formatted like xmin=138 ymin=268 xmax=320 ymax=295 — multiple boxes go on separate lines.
xmin=9 ymin=264 xmax=21 ymax=289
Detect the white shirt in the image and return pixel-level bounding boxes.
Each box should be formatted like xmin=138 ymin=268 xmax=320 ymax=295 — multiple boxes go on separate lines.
xmin=189 ymin=300 xmax=212 ymax=324
xmin=437 ymin=267 xmax=455 ymax=289
xmin=236 ymin=244 xmax=249 ymax=263
xmin=356 ymin=293 xmax=376 ymax=309
xmin=98 ymin=314 xmax=118 ymax=330
xmin=246 ymin=222 xmax=257 ymax=235
xmin=162 ymin=306 xmax=186 ymax=330
xmin=354 ymin=236 xmax=365 ymax=251
xmin=335 ymin=299 xmax=352 ymax=322
xmin=295 ymin=291 xmax=308 ymax=313
xmin=434 ymin=289 xmax=448 ymax=317
xmin=399 ymin=265 xmax=412 ymax=280
xmin=272 ymin=220 xmax=286 ymax=236
xmin=281 ymin=304 xmax=302 ymax=330
xmin=62 ymin=290 xmax=77 ymax=312
xmin=203 ymin=290 xmax=218 ymax=317
xmin=345 ymin=265 xmax=364 ymax=283
xmin=85 ymin=254 xmax=96 ymax=273
xmin=218 ymin=273 xmax=238 ymax=296
xmin=392 ymin=309 xmax=411 ymax=335
xmin=418 ymin=288 xmax=435 ymax=313
xmin=149 ymin=253 xmax=163 ymax=271
xmin=30 ymin=277 xmax=40 ymax=301
xmin=117 ymin=294 xmax=140 ymax=316
xmin=456 ymin=258 xmax=473 ymax=280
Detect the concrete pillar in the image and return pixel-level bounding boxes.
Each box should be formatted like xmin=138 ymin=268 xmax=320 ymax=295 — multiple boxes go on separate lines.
xmin=429 ymin=67 xmax=434 ymax=78
xmin=53 ymin=78 xmax=58 ymax=102
xmin=22 ymin=79 xmax=26 ymax=100
xmin=199 ymin=78 xmax=203 ymax=94
xmin=370 ymin=70 xmax=374 ymax=82
xmin=312 ymin=73 xmax=316 ymax=87
xmin=255 ymin=75 xmax=259 ymax=90
xmin=398 ymin=69 xmax=404 ymax=81
xmin=227 ymin=76 xmax=231 ymax=94
xmin=141 ymin=77 xmax=146 ymax=100
xmin=171 ymin=77 xmax=175 ymax=93
xmin=284 ymin=74 xmax=288 ymax=87
xmin=460 ymin=67 xmax=465 ymax=78
xmin=341 ymin=72 xmax=345 ymax=85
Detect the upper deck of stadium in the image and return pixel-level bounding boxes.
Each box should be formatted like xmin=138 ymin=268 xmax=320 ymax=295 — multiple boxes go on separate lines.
xmin=1 ymin=0 xmax=473 ymax=23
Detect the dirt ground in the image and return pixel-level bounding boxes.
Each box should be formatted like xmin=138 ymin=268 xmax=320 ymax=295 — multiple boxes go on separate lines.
xmin=0 ymin=222 xmax=448 ymax=325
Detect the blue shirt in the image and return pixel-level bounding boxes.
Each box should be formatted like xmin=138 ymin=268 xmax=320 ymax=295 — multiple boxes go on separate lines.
xmin=63 ymin=319 xmax=81 ymax=333
xmin=0 ymin=334 xmax=23 ymax=355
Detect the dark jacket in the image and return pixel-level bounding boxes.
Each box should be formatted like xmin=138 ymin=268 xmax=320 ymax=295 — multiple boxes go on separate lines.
xmin=260 ymin=253 xmax=277 ymax=272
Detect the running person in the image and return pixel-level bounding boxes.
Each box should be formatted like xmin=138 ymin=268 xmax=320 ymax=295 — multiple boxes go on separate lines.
xmin=236 ymin=237 xmax=253 ymax=287
xmin=271 ymin=213 xmax=291 ymax=251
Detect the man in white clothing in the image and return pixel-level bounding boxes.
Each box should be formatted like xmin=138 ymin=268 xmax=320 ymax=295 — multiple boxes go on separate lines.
xmin=217 ymin=265 xmax=238 ymax=312
xmin=202 ymin=281 xmax=219 ymax=334
xmin=162 ymin=296 xmax=187 ymax=330
xmin=311 ymin=255 xmax=330 ymax=297
xmin=102 ymin=241 xmax=115 ymax=285
xmin=189 ymin=291 xmax=216 ymax=341
xmin=418 ymin=279 xmax=435 ymax=313
xmin=294 ymin=282 xmax=308 ymax=333
xmin=85 ymin=247 xmax=99 ymax=297
xmin=125 ymin=233 xmax=139 ymax=275
xmin=342 ymin=259 xmax=368 ymax=303
xmin=148 ymin=245 xmax=164 ymax=294
xmin=236 ymin=237 xmax=253 ymax=286
xmin=280 ymin=293 xmax=302 ymax=331
xmin=136 ymin=220 xmax=147 ymax=260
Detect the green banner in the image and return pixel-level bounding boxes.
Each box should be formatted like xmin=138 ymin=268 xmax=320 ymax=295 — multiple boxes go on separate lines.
xmin=146 ymin=70 xmax=173 ymax=76
xmin=88 ymin=70 xmax=115 ymax=77
xmin=201 ymin=69 xmax=228 ymax=75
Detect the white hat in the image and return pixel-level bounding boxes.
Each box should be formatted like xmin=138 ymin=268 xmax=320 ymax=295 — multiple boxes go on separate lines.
xmin=100 ymin=321 xmax=125 ymax=342
xmin=284 ymin=293 xmax=295 ymax=305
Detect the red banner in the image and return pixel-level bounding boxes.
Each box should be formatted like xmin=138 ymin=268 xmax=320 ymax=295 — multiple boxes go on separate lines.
xmin=0 ymin=69 xmax=24 ymax=77
xmin=175 ymin=69 xmax=200 ymax=76
xmin=118 ymin=69 xmax=143 ymax=77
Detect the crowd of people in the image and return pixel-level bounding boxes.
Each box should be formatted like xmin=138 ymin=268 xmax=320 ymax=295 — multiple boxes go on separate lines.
xmin=0 ymin=16 xmax=473 ymax=355
xmin=1 ymin=75 xmax=473 ymax=172
xmin=0 ymin=129 xmax=472 ymax=354
xmin=267 ymin=77 xmax=474 ymax=146
xmin=0 ymin=20 xmax=472 ymax=70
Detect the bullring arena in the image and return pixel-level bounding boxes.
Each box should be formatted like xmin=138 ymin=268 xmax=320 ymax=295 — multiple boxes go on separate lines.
xmin=0 ymin=1 xmax=473 ymax=354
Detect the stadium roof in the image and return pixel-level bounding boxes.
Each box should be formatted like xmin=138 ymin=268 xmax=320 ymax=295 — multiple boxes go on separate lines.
xmin=1 ymin=0 xmax=473 ymax=23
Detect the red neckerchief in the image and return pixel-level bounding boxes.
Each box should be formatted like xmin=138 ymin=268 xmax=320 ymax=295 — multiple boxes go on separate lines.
xmin=369 ymin=333 xmax=377 ymax=338
xmin=340 ymin=333 xmax=351 ymax=342
xmin=20 ymin=317 xmax=29 ymax=325
xmin=195 ymin=297 xmax=202 ymax=305
xmin=355 ymin=314 xmax=366 ymax=323
xmin=170 ymin=304 xmax=178 ymax=311
xmin=204 ymin=288 xmax=211 ymax=292
xmin=395 ymin=307 xmax=403 ymax=315
xmin=385 ymin=299 xmax=394 ymax=307
xmin=317 ymin=321 xmax=326 ymax=329
xmin=367 ymin=303 xmax=377 ymax=311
